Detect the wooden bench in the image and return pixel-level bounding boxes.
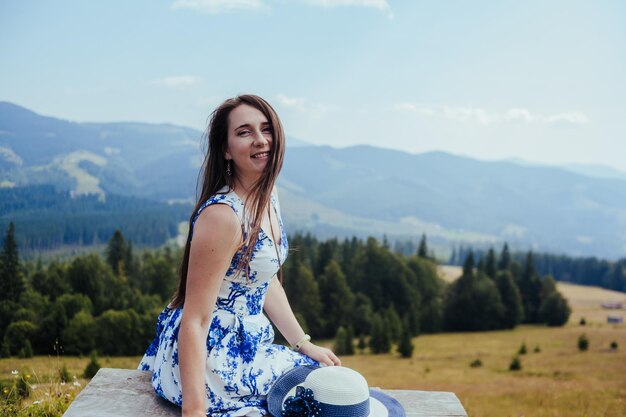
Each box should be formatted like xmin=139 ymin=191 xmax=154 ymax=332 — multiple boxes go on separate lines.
xmin=62 ymin=368 xmax=467 ymax=417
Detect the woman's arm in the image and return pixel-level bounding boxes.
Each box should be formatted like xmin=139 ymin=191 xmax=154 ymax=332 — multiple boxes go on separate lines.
xmin=178 ymin=205 xmax=242 ymax=417
xmin=264 ymin=276 xmax=341 ymax=366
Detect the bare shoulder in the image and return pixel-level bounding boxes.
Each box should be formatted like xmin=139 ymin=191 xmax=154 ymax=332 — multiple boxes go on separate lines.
xmin=272 ymin=185 xmax=279 ymax=198
xmin=192 ymin=203 xmax=242 ymax=254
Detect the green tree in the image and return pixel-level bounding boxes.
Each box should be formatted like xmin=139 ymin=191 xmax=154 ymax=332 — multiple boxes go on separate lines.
xmin=443 ymin=268 xmax=505 ymax=332
xmin=397 ymin=318 xmax=414 ymax=358
xmin=518 ymin=252 xmax=543 ymax=323
xmin=36 ymin=301 xmax=68 ymax=355
xmin=283 ymin=261 xmax=324 ymax=337
xmin=369 ymin=313 xmax=391 ymax=354
xmin=140 ymin=251 xmax=177 ymax=301
xmin=351 ymin=293 xmax=373 ymax=336
xmin=57 ymin=293 xmax=93 ymax=319
xmin=106 ymin=229 xmax=127 ymax=276
xmin=95 ymin=309 xmax=142 ymax=355
xmin=83 ymin=351 xmax=101 ymax=378
xmin=67 ymin=254 xmax=118 ymax=314
xmin=317 ymin=260 xmax=354 ymax=337
xmin=463 ymin=251 xmax=475 ymax=277
xmin=498 ymin=243 xmax=511 ymax=270
xmin=3 ymin=320 xmax=36 ymax=355
xmin=0 ymin=222 xmax=25 ymax=302
xmin=485 ymin=248 xmax=497 ymax=279
xmin=384 ymin=305 xmax=402 ymax=343
xmin=345 ymin=326 xmax=355 ymax=355
xmin=406 ymin=256 xmax=442 ymax=334
xmin=30 ymin=261 xmax=70 ymax=300
xmin=62 ymin=310 xmax=97 ymax=355
xmin=495 ymin=271 xmax=524 ymax=328
xmin=417 ymin=234 xmax=428 ymax=259
xmin=333 ymin=326 xmax=354 ymax=356
xmin=539 ymin=291 xmax=571 ymax=326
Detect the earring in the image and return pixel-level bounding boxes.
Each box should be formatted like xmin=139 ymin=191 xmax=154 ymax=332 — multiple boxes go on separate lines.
xmin=226 ymin=160 xmax=231 ymax=176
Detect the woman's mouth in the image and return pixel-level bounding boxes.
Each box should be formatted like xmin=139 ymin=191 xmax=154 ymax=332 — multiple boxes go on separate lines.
xmin=252 ymin=152 xmax=270 ymax=159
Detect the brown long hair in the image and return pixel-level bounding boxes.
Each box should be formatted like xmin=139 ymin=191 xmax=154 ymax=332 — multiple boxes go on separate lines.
xmin=169 ymin=94 xmax=285 ymax=308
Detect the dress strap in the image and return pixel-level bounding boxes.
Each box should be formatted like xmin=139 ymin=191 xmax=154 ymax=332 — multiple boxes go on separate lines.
xmin=190 ymin=186 xmax=244 ymax=241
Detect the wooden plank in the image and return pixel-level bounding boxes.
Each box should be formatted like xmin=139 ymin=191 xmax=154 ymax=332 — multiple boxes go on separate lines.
xmin=63 ymin=369 xmax=179 ymax=417
xmin=63 ymin=368 xmax=467 ymax=417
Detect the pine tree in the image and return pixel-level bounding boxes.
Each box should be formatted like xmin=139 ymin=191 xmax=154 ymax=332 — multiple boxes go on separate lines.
xmin=397 ymin=318 xmax=414 ymax=358
xmin=495 ymin=271 xmax=524 ymax=328
xmin=334 ymin=326 xmax=350 ymax=355
xmin=345 ymin=326 xmax=355 ymax=355
xmin=317 ymin=260 xmax=354 ymax=338
xmin=417 ymin=234 xmax=428 ymax=259
xmin=0 ymin=222 xmax=25 ymax=302
xmin=498 ymin=243 xmax=511 ymax=270
xmin=106 ymin=229 xmax=127 ymax=276
xmin=283 ymin=261 xmax=324 ymax=337
xmin=519 ymin=252 xmax=543 ymax=323
xmin=463 ymin=251 xmax=475 ymax=278
xmin=485 ymin=248 xmax=497 ymax=279
xmin=369 ymin=313 xmax=390 ymax=354
xmin=83 ymin=351 xmax=101 ymax=378
xmin=384 ymin=305 xmax=402 ymax=343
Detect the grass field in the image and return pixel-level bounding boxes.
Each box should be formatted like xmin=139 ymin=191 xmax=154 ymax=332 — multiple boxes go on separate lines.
xmin=2 ymin=271 xmax=625 ymax=416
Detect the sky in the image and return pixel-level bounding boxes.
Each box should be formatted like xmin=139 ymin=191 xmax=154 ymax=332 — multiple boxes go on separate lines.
xmin=1 ymin=0 xmax=625 ymax=170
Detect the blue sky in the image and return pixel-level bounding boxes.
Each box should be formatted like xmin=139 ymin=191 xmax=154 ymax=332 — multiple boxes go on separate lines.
xmin=1 ymin=0 xmax=625 ymax=170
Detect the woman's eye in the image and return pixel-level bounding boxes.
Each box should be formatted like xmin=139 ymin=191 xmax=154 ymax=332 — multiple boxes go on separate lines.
xmin=238 ymin=130 xmax=250 ymax=136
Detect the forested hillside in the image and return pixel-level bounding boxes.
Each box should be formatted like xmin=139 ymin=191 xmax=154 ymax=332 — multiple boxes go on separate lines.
xmin=0 ymin=185 xmax=189 ymax=253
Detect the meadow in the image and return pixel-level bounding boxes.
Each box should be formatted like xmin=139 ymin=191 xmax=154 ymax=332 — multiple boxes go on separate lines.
xmin=2 ymin=271 xmax=625 ymax=417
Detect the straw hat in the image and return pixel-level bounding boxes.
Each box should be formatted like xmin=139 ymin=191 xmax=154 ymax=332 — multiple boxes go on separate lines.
xmin=267 ymin=365 xmax=405 ymax=417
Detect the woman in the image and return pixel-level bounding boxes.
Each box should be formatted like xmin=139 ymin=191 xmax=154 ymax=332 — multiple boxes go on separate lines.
xmin=138 ymin=94 xmax=340 ymax=417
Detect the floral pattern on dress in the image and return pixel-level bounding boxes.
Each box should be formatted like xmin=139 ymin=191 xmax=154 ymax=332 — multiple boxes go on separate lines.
xmin=138 ymin=185 xmax=315 ymax=417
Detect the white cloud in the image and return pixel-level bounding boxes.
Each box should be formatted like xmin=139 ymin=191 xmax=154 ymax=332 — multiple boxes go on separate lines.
xmin=398 ymin=103 xmax=590 ymax=126
xmin=275 ymin=93 xmax=332 ymax=118
xmin=505 ymin=108 xmax=534 ymax=123
xmin=154 ymin=75 xmax=204 ymax=87
xmin=545 ymin=112 xmax=590 ymax=125
xmin=172 ymin=0 xmax=263 ymax=14
xmin=443 ymin=106 xmax=499 ymax=126
xmin=302 ymin=0 xmax=393 ymax=17
xmin=395 ymin=103 xmax=435 ymax=117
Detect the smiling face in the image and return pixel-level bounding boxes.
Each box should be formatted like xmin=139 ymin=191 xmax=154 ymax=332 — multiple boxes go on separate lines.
xmin=224 ymin=104 xmax=274 ymax=187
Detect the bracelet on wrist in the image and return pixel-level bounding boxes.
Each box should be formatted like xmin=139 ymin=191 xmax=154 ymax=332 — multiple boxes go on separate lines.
xmin=292 ymin=334 xmax=311 ymax=351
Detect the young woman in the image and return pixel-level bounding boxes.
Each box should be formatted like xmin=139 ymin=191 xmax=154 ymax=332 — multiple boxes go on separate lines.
xmin=138 ymin=94 xmax=340 ymax=417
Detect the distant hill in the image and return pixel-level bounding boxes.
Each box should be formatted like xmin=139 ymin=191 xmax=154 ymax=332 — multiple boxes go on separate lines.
xmin=2 ymin=101 xmax=626 ymax=259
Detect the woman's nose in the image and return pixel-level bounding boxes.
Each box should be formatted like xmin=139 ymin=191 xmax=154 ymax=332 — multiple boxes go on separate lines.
xmin=253 ymin=130 xmax=269 ymax=145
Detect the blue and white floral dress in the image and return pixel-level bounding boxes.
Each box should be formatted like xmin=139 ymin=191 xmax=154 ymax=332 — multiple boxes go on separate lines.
xmin=138 ymin=185 xmax=317 ymax=416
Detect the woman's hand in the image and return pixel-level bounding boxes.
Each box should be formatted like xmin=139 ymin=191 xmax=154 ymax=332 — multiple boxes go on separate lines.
xmin=299 ymin=342 xmax=341 ymax=366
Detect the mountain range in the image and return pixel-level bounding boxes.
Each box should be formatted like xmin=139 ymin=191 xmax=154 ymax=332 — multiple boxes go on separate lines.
xmin=1 ymin=101 xmax=625 ymax=259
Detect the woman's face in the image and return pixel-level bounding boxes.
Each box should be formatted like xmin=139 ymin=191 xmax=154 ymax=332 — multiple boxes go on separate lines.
xmin=225 ymin=104 xmax=273 ymax=184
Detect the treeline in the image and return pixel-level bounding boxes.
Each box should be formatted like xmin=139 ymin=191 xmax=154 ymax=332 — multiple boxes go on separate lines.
xmin=0 ymin=185 xmax=189 ymax=252
xmin=0 ymin=224 xmax=569 ymax=358
xmin=0 ymin=225 xmax=179 ymax=357
xmin=451 ymin=245 xmax=626 ymax=292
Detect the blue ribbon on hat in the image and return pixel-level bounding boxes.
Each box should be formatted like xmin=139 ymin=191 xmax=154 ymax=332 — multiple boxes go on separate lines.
xmin=281 ymin=386 xmax=320 ymax=417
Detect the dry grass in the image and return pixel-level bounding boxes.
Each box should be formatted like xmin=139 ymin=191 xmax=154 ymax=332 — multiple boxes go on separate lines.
xmin=343 ymin=323 xmax=626 ymax=417
xmin=2 ymin=277 xmax=625 ymax=416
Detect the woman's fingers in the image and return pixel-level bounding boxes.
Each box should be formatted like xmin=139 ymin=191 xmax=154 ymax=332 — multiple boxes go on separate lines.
xmin=328 ymin=351 xmax=341 ymax=366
